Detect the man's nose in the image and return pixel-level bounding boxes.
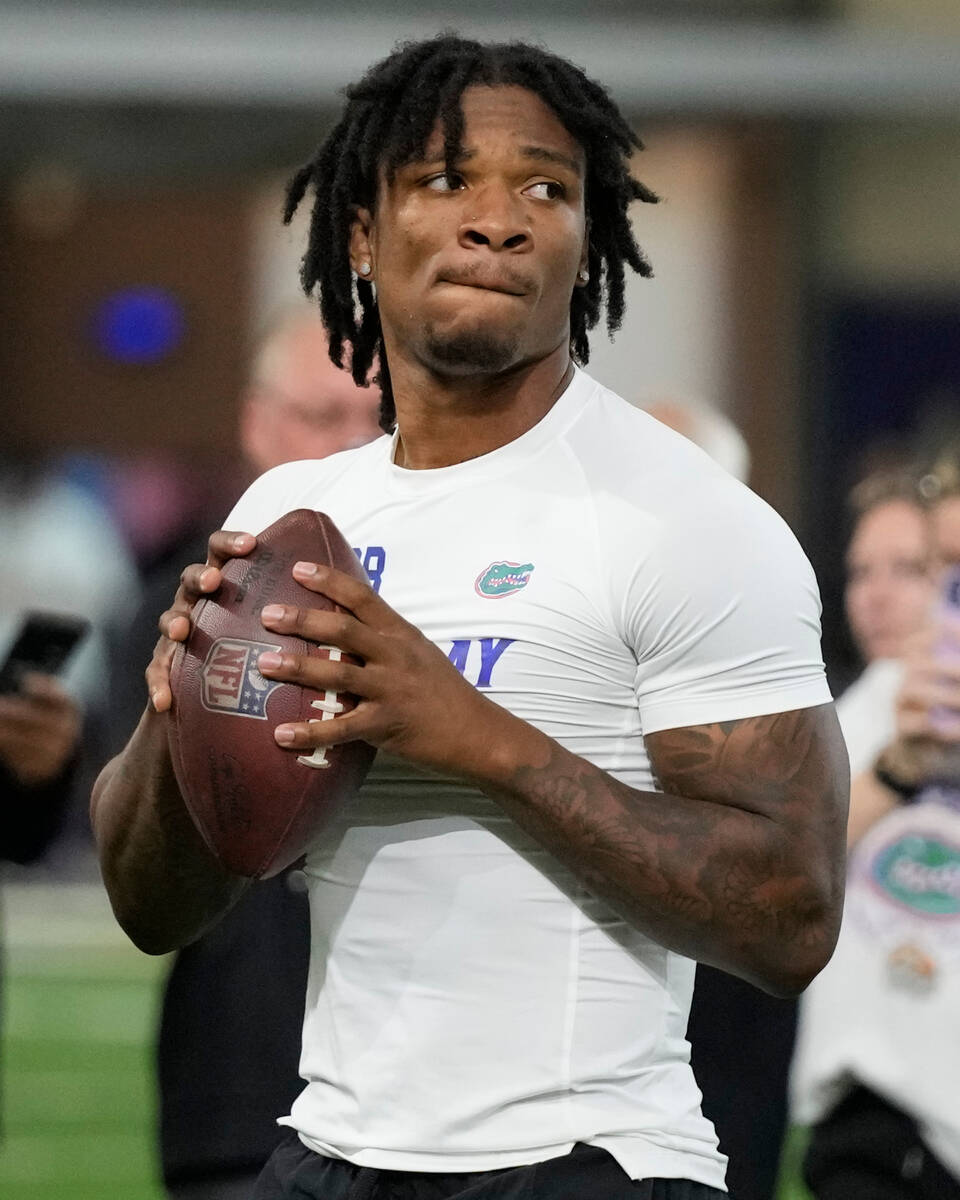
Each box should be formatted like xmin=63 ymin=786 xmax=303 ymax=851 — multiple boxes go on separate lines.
xmin=458 ymin=188 xmax=531 ymax=252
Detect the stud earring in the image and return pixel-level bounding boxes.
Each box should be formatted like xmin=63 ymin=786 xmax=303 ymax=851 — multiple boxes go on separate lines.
xmin=577 ymin=268 xmax=589 ymax=283
xmin=358 ymin=262 xmax=371 ymax=276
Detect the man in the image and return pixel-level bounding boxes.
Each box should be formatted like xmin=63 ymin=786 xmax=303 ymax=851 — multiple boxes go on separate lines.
xmin=107 ymin=306 xmax=380 ymax=1200
xmin=93 ymin=37 xmax=848 ymax=1200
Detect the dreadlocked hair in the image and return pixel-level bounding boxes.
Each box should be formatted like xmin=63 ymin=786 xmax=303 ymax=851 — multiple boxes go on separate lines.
xmin=284 ymin=34 xmax=658 ymax=432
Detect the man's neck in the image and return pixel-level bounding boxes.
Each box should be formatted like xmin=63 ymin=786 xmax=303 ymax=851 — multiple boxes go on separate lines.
xmin=390 ymin=347 xmax=574 ymax=471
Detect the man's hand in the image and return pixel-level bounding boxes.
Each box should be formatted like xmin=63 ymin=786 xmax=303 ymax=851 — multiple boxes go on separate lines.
xmin=0 ymin=673 xmax=81 ymax=787
xmin=146 ymin=529 xmax=257 ymax=713
xmin=257 ymin=561 xmax=505 ymax=779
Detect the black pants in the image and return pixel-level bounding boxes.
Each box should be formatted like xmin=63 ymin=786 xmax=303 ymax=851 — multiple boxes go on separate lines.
xmin=687 ymin=965 xmax=796 ymax=1200
xmin=254 ymin=1132 xmax=728 ymax=1200
xmin=803 ymin=1085 xmax=960 ymax=1200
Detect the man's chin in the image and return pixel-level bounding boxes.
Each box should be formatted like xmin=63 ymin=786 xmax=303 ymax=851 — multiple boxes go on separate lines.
xmin=421 ymin=327 xmax=521 ymax=377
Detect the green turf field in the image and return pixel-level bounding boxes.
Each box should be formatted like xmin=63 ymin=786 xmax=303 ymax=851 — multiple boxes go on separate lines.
xmin=0 ymin=882 xmax=168 ymax=1200
xmin=0 ymin=880 xmax=812 ymax=1200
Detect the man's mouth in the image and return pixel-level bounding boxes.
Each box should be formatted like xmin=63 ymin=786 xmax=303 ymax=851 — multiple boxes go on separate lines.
xmin=437 ymin=271 xmax=528 ymax=297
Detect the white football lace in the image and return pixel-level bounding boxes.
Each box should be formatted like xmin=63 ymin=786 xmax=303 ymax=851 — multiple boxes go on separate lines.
xmin=297 ymin=647 xmax=344 ymax=770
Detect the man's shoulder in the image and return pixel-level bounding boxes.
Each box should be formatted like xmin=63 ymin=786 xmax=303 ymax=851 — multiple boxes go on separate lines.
xmin=258 ymin=436 xmax=389 ymax=493
xmin=568 ymin=373 xmax=767 ymax=528
xmin=226 ymin=436 xmax=390 ymax=532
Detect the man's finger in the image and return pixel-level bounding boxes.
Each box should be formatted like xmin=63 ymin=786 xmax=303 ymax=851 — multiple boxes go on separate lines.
xmin=291 ymin=563 xmax=405 ymax=630
xmin=260 ymin=605 xmax=379 ymax=661
xmin=273 ymin=705 xmax=373 ymax=750
xmin=206 ymin=530 xmax=256 ymax=568
xmin=146 ymin=637 xmax=178 ymax=712
xmin=257 ymin=649 xmax=369 ymax=698
xmin=179 ymin=563 xmax=223 ymax=601
xmin=158 ymin=607 xmax=193 ymax=643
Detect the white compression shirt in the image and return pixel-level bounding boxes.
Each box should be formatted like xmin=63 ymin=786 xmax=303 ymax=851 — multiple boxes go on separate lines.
xmin=225 ymin=367 xmax=831 ymax=1189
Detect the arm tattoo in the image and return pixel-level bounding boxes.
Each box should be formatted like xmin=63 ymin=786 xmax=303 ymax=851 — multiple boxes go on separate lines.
xmin=492 ymin=706 xmax=849 ymax=992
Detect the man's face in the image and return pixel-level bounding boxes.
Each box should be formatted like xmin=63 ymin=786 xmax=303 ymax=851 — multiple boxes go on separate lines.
xmin=845 ymin=498 xmax=935 ymax=663
xmin=351 ymin=85 xmax=588 ymax=381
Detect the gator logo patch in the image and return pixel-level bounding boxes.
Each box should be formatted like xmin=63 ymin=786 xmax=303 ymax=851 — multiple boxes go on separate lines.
xmin=475 ymin=561 xmax=534 ymax=599
xmin=201 ymin=638 xmax=283 ymax=719
xmin=871 ymin=834 xmax=960 ymax=917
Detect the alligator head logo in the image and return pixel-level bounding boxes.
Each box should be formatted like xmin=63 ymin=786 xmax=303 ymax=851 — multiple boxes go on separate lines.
xmin=475 ymin=561 xmax=534 ymax=599
xmin=871 ymin=834 xmax=960 ymax=917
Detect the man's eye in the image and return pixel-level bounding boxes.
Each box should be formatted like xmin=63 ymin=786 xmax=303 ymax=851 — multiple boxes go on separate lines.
xmin=424 ymin=173 xmax=463 ymax=192
xmin=524 ymin=180 xmax=563 ymax=200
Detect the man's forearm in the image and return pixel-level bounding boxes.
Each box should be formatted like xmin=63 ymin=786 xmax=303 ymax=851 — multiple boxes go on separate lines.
xmin=469 ymin=704 xmax=846 ymax=997
xmin=91 ymin=707 xmax=249 ymax=954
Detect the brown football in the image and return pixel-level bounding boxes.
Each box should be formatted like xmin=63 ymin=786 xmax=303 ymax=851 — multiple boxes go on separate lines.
xmin=168 ymin=508 xmax=375 ymax=878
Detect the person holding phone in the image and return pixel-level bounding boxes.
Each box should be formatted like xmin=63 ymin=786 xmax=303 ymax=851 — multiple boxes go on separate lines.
xmin=0 ymin=611 xmax=89 ymax=862
xmin=0 ymin=668 xmax=82 ymax=864
xmin=0 ymin=617 xmax=86 ymax=1145
xmin=792 ymin=447 xmax=960 ymax=1200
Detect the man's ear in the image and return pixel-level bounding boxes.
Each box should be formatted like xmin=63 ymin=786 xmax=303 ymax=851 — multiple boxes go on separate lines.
xmin=349 ymin=207 xmax=375 ymax=278
xmin=576 ymin=220 xmax=591 ymax=287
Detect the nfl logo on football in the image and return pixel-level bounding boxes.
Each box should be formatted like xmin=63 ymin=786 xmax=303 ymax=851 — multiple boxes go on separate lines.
xmin=200 ymin=638 xmax=282 ymax=719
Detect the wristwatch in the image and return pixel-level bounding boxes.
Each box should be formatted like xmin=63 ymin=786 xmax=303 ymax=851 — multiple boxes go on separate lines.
xmin=871 ymin=744 xmax=921 ymax=800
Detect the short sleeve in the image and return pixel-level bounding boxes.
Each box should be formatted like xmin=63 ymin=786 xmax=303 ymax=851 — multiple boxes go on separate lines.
xmin=222 ymin=461 xmax=325 ymax=535
xmin=619 ymin=480 xmax=832 ymax=735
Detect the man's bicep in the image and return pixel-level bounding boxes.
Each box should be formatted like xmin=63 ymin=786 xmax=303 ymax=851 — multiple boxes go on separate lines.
xmin=644 ymin=704 xmax=850 ymax=830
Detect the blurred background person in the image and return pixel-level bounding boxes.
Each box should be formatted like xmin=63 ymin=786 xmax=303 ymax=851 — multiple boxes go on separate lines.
xmin=791 ymin=445 xmax=960 ymax=1200
xmin=0 ymin=669 xmax=81 ymax=1137
xmin=834 ymin=468 xmax=937 ymax=845
xmin=0 ymin=676 xmax=81 ymax=865
xmin=106 ymin=304 xmax=381 ymax=1200
xmin=0 ymin=447 xmax=134 ymax=1139
xmin=0 ymin=448 xmax=140 ymax=876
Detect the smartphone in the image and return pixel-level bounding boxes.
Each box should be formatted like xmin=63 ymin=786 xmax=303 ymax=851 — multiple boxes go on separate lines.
xmin=0 ymin=611 xmax=91 ymax=696
xmin=931 ymin=565 xmax=960 ymax=738
xmin=943 ymin=565 xmax=960 ymax=617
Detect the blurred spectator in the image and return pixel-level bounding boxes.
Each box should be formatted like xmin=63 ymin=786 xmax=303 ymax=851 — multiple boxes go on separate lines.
xmin=645 ymin=395 xmax=791 ymax=1200
xmin=0 ymin=452 xmax=127 ymax=1130
xmin=791 ymin=449 xmax=960 ymax=1200
xmin=107 ymin=304 xmax=381 ymax=1200
xmin=0 ymin=453 xmax=140 ymax=872
xmin=0 ymin=452 xmax=139 ymax=710
xmin=833 ymin=470 xmax=937 ymax=845
xmin=0 ymin=670 xmax=82 ymax=1136
xmin=0 ymin=674 xmax=81 ymax=857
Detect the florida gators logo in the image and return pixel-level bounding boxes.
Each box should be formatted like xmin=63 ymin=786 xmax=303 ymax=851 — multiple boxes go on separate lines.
xmin=475 ymin=561 xmax=534 ymax=599
xmin=200 ymin=638 xmax=283 ymax=719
